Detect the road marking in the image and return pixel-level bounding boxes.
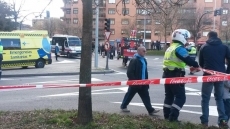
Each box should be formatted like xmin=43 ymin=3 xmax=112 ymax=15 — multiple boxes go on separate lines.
xmin=1 ymin=78 xmax=14 ymax=80
xmin=153 ymin=58 xmax=159 ymax=60
xmin=38 ymin=87 xmax=128 ymax=98
xmin=29 ymin=78 xmax=103 ymax=84
xmin=54 ymin=60 xmax=76 ymax=64
xmin=113 ymin=102 xmax=218 ymax=116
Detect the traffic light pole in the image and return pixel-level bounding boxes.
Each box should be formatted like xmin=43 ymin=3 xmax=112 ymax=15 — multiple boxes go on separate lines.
xmin=94 ymin=0 xmax=99 ymax=68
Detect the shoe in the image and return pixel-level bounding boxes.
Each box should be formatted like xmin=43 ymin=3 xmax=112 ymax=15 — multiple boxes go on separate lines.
xmin=219 ymin=120 xmax=229 ymax=128
xmin=121 ymin=108 xmax=130 ymax=112
xmin=188 ymin=72 xmax=194 ymax=75
xmin=200 ymin=123 xmax=208 ymax=128
xmin=149 ymin=109 xmax=160 ymax=115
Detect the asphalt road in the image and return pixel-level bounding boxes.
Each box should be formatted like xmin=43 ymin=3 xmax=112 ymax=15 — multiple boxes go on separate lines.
xmin=0 ymin=55 xmax=228 ymax=127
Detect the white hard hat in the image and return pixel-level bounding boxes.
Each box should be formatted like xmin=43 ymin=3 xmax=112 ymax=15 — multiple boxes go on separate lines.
xmin=189 ymin=42 xmax=195 ymax=47
xmin=172 ymin=29 xmax=191 ymax=45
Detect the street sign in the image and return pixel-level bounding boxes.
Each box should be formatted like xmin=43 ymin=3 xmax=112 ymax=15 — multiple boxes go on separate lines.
xmin=105 ymin=31 xmax=111 ymax=41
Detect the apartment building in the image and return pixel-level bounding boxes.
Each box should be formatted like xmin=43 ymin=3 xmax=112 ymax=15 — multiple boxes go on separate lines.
xmin=60 ymin=0 xmax=229 ymax=46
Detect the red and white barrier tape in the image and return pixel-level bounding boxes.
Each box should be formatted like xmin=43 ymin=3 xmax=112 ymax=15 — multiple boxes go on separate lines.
xmin=0 ymin=69 xmax=229 ymax=90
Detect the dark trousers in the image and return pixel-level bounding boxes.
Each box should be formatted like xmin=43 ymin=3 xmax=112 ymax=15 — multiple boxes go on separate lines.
xmin=123 ymin=57 xmax=128 ymax=66
xmin=162 ymin=70 xmax=186 ymax=121
xmin=121 ymin=86 xmax=154 ymax=113
xmin=55 ymin=53 xmax=58 ymax=61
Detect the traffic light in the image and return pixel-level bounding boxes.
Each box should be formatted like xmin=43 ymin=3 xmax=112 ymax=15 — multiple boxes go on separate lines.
xmin=219 ymin=8 xmax=223 ymax=15
xmin=214 ymin=8 xmax=223 ymax=16
xmin=46 ymin=11 xmax=50 ymax=18
xmin=104 ymin=19 xmax=110 ymax=32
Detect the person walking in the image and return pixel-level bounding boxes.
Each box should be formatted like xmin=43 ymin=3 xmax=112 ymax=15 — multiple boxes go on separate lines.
xmin=199 ymin=31 xmax=230 ymax=128
xmin=187 ymin=42 xmax=197 ymax=75
xmin=162 ymin=29 xmax=200 ymax=122
xmin=120 ymin=46 xmax=160 ymax=115
xmin=55 ymin=43 xmax=60 ymax=61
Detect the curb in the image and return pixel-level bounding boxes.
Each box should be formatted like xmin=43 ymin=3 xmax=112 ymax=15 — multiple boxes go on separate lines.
xmin=2 ymin=70 xmax=115 ymax=78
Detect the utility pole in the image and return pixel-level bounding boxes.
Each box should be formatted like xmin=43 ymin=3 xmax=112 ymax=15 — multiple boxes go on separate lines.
xmin=213 ymin=0 xmax=216 ymax=31
xmin=143 ymin=2 xmax=146 ymax=47
xmin=46 ymin=11 xmax=51 ymax=37
xmin=94 ymin=0 xmax=99 ymax=68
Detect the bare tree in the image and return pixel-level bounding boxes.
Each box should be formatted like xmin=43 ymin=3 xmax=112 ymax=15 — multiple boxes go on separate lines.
xmin=9 ymin=0 xmax=26 ymax=29
xmin=121 ymin=19 xmax=139 ymax=37
xmin=76 ymin=0 xmax=93 ymax=125
xmin=180 ymin=8 xmax=213 ymax=43
xmin=32 ymin=18 xmax=64 ymax=37
xmin=151 ymin=2 xmax=181 ymax=49
xmin=0 ymin=0 xmax=14 ymax=31
xmin=220 ymin=15 xmax=230 ymax=44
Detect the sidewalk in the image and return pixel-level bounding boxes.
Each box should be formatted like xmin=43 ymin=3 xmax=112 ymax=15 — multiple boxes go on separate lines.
xmin=2 ymin=63 xmax=114 ymax=78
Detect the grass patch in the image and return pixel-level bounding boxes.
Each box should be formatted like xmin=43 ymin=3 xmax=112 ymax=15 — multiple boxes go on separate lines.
xmin=0 ymin=109 xmax=219 ymax=129
xmin=146 ymin=50 xmax=165 ymax=56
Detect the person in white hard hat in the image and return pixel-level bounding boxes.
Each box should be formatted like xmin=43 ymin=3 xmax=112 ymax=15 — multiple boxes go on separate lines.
xmin=162 ymin=29 xmax=200 ymax=122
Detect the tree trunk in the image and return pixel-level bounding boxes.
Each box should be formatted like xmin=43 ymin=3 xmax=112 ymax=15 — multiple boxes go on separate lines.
xmin=77 ymin=0 xmax=93 ymax=125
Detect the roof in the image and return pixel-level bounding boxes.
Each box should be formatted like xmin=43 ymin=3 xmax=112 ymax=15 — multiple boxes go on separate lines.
xmin=53 ymin=34 xmax=79 ymax=38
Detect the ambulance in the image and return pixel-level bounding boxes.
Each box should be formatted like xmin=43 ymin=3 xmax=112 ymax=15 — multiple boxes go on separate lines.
xmin=0 ymin=30 xmax=52 ymax=68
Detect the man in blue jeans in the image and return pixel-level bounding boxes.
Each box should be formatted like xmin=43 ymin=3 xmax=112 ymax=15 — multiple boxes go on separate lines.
xmin=199 ymin=31 xmax=230 ymax=128
xmin=120 ymin=46 xmax=160 ymax=115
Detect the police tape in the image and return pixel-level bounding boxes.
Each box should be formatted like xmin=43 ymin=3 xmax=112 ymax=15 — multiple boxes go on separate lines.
xmin=0 ymin=69 xmax=229 ymax=90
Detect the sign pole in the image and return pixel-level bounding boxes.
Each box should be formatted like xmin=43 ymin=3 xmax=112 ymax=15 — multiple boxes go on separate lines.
xmin=104 ymin=31 xmax=111 ymax=70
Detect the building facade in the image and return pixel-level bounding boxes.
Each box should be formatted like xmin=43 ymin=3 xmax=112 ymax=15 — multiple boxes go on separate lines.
xmin=61 ymin=0 xmax=229 ymax=47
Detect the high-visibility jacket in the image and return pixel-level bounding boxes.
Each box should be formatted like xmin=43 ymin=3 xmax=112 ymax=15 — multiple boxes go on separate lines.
xmin=188 ymin=47 xmax=196 ymax=58
xmin=163 ymin=43 xmax=186 ymax=71
xmin=0 ymin=45 xmax=3 ymax=54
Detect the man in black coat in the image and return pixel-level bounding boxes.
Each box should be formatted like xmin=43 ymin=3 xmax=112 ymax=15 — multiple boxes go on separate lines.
xmin=120 ymin=46 xmax=160 ymax=115
xmin=199 ymin=31 xmax=230 ymax=128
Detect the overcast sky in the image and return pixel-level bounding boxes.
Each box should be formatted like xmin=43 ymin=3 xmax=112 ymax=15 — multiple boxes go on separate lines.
xmin=4 ymin=0 xmax=64 ymax=25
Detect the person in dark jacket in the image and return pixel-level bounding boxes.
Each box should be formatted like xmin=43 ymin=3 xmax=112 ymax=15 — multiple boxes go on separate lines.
xmin=199 ymin=31 xmax=230 ymax=128
xmin=120 ymin=46 xmax=160 ymax=115
xmin=55 ymin=43 xmax=60 ymax=61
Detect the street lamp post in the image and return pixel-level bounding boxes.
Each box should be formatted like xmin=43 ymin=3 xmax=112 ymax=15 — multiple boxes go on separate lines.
xmin=143 ymin=2 xmax=146 ymax=47
xmin=213 ymin=0 xmax=217 ymax=30
xmin=94 ymin=0 xmax=99 ymax=68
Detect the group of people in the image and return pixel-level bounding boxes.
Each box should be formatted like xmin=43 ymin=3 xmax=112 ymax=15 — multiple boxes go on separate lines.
xmin=151 ymin=40 xmax=161 ymax=51
xmin=120 ymin=29 xmax=230 ymax=128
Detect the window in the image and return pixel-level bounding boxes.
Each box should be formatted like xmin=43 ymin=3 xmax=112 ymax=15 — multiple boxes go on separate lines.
xmin=111 ymin=29 xmax=115 ymax=35
xmin=136 ymin=8 xmax=145 ymax=15
xmin=122 ymin=8 xmax=129 ymax=15
xmin=1 ymin=38 xmax=21 ymax=50
xmin=204 ymin=7 xmax=213 ymax=13
xmin=108 ymin=8 xmax=115 ymax=14
xmin=93 ymin=19 xmax=96 ymax=25
xmin=202 ymin=31 xmax=209 ymax=36
xmin=155 ymin=20 xmax=160 ymax=24
xmin=223 ymin=9 xmax=228 ymax=14
xmin=66 ymin=0 xmax=72 ymax=4
xmin=154 ymin=30 xmax=160 ymax=36
xmin=109 ymin=0 xmax=115 ymax=3
xmin=124 ymin=0 xmax=130 ymax=3
xmin=223 ymin=0 xmax=229 ymax=3
xmin=66 ymin=18 xmax=71 ymax=24
xmin=205 ymin=0 xmax=213 ymax=2
xmin=121 ymin=19 xmax=129 ymax=25
xmin=121 ymin=29 xmax=128 ymax=34
xmin=136 ymin=19 xmax=151 ymax=25
xmin=110 ymin=19 xmax=115 ymax=24
xmin=73 ymin=8 xmax=78 ymax=14
xmin=66 ymin=9 xmax=71 ymax=14
xmin=73 ymin=18 xmax=78 ymax=24
xmin=222 ymin=21 xmax=228 ymax=26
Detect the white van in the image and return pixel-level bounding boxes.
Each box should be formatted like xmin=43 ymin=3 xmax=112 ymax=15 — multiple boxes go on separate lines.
xmin=51 ymin=35 xmax=81 ymax=58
